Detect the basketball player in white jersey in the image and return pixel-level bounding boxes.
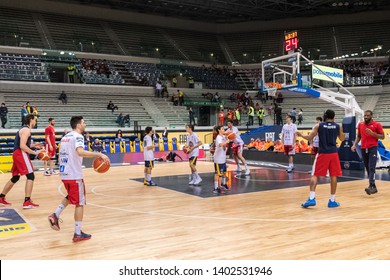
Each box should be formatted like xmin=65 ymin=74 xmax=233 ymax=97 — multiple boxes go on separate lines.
xmin=186 ymin=124 xmax=203 ymax=185
xmin=282 ymin=115 xmax=297 ymax=173
xmin=226 ymin=120 xmax=250 ymax=175
xmin=213 ymin=125 xmax=231 ymax=194
xmin=48 ymin=116 xmax=109 ymax=242
xmin=143 ymin=126 xmax=158 ymax=186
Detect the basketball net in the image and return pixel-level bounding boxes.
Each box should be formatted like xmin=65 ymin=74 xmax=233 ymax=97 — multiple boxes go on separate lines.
xmin=266 ymin=87 xmax=277 ymax=97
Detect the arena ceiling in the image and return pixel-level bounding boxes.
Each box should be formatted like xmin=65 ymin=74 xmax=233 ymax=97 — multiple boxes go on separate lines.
xmin=52 ymin=0 xmax=390 ymax=23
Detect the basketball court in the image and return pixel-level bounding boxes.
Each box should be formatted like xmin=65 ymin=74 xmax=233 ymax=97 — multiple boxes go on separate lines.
xmin=1 ymin=160 xmax=390 ymax=260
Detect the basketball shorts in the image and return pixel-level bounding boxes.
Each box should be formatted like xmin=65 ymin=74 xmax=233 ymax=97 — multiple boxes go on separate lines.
xmin=45 ymin=143 xmax=57 ymax=158
xmin=189 ymin=156 xmax=197 ymax=166
xmin=145 ymin=160 xmax=154 ymax=168
xmin=233 ymin=143 xmax=244 ymax=155
xmin=313 ymin=153 xmax=342 ymax=177
xmin=284 ymin=145 xmax=295 ymax=156
xmin=214 ymin=163 xmax=227 ymax=175
xmin=62 ymin=179 xmax=86 ymax=206
xmin=12 ymin=149 xmax=34 ymax=176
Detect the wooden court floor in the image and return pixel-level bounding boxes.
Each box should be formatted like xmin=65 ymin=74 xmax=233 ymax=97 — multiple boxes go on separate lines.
xmin=1 ymin=160 xmax=390 ymax=260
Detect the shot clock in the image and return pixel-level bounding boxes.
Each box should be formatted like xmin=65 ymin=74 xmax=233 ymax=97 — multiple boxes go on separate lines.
xmin=284 ymin=31 xmax=298 ymax=53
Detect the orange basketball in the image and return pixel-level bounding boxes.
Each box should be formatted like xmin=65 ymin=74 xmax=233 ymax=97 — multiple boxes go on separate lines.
xmin=93 ymin=157 xmax=110 ymax=173
xmin=38 ymin=151 xmax=50 ymax=161
xmin=183 ymin=145 xmax=191 ymax=154
xmin=225 ymin=131 xmax=236 ymax=141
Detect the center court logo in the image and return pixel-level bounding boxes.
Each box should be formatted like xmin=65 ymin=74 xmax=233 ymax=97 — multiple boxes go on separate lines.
xmin=0 ymin=209 xmax=34 ymax=239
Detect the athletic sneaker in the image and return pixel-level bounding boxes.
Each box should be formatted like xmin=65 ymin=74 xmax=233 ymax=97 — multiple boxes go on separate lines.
xmin=220 ymin=184 xmax=229 ymax=191
xmin=193 ymin=177 xmax=202 ymax=185
xmin=365 ymin=185 xmax=378 ymax=195
xmin=301 ymin=198 xmax=316 ymax=208
xmin=213 ymin=187 xmax=221 ymax=194
xmin=145 ymin=180 xmax=157 ymax=186
xmin=327 ymin=200 xmax=340 ymax=208
xmin=287 ymin=167 xmax=293 ymax=173
xmin=44 ymin=170 xmax=51 ymax=176
xmin=51 ymin=170 xmax=59 ymax=175
xmin=188 ymin=178 xmax=195 ymax=185
xmin=48 ymin=213 xmax=61 ymax=231
xmin=23 ymin=200 xmax=39 ymax=209
xmin=235 ymin=168 xmax=242 ymax=172
xmin=307 ymin=170 xmax=312 ymax=174
xmin=72 ymin=231 xmax=92 ymax=242
xmin=143 ymin=179 xmax=148 ymax=185
xmin=0 ymin=197 xmax=11 ymax=206
xmin=244 ymin=169 xmax=250 ymax=175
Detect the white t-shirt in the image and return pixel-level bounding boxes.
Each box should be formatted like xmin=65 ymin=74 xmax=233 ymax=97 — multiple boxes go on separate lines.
xmin=59 ymin=131 xmax=84 ymax=180
xmin=282 ymin=123 xmax=297 ymax=146
xmin=187 ymin=132 xmax=200 ymax=157
xmin=214 ymin=135 xmax=226 ymax=164
xmin=143 ymin=135 xmax=154 ymax=161
xmin=227 ymin=126 xmax=244 ymax=145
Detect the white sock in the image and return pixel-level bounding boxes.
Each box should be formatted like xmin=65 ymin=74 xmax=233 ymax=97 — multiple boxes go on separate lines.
xmin=221 ymin=177 xmax=227 ymax=184
xmin=144 ymin=173 xmax=148 ymax=180
xmin=309 ymin=191 xmax=315 ymax=200
xmin=330 ymin=194 xmax=335 ymax=202
xmin=244 ymin=164 xmax=248 ymax=169
xmin=194 ymin=172 xmax=199 ymax=179
xmin=214 ymin=181 xmax=219 ymax=189
xmin=50 ymin=168 xmax=54 ymax=173
xmin=237 ymin=164 xmax=241 ymax=169
xmin=55 ymin=204 xmax=65 ymax=218
xmin=147 ymin=174 xmax=152 ymax=181
xmin=75 ymin=221 xmax=82 ymax=235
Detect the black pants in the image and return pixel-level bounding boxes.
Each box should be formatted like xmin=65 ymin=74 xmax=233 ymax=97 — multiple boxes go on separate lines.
xmin=1 ymin=116 xmax=7 ymax=128
xmin=362 ymin=146 xmax=378 ymax=186
xmin=258 ymin=117 xmax=263 ymax=126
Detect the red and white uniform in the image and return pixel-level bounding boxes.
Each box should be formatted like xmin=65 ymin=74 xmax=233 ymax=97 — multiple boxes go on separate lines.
xmin=59 ymin=131 xmax=86 ymax=206
xmin=227 ymin=126 xmax=244 ymax=155
xmin=45 ymin=125 xmax=56 ymax=158
xmin=12 ymin=126 xmax=34 ymax=176
xmin=282 ymin=123 xmax=297 ymax=155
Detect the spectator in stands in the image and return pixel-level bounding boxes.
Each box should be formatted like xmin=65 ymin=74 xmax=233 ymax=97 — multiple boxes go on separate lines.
xmin=290 ymin=108 xmax=297 ymax=124
xmin=300 ymin=140 xmax=309 ymax=152
xmin=162 ymin=127 xmax=168 ymax=139
xmin=178 ymin=90 xmax=184 ymax=106
xmin=172 ymin=77 xmax=177 ymax=88
xmin=257 ymin=106 xmax=265 ymax=126
xmin=115 ymin=129 xmax=123 ymax=140
xmin=32 ymin=106 xmax=39 ymax=129
xmin=84 ymin=132 xmax=94 ymax=145
xmin=172 ymin=91 xmax=179 ymax=106
xmin=218 ymin=109 xmax=225 ymax=126
xmin=26 ymin=102 xmax=33 ymax=114
xmin=275 ymin=105 xmax=283 ymax=126
xmin=107 ymin=101 xmax=118 ymax=113
xmin=155 ymin=81 xmax=162 ymax=97
xmin=297 ymin=108 xmax=303 ymax=125
xmin=264 ymin=138 xmax=274 ymax=151
xmin=92 ymin=139 xmax=105 ymax=153
xmin=152 ymin=130 xmax=160 ymax=141
xmin=235 ymin=108 xmax=241 ymax=126
xmin=116 ymin=113 xmax=125 ymax=127
xmin=21 ymin=104 xmax=28 ymax=126
xmin=59 ymin=91 xmax=68 ymax=104
xmin=188 ymin=76 xmax=194 ymax=88
xmin=274 ymin=140 xmax=284 ymax=152
xmin=0 ymin=103 xmax=8 ymax=129
xmin=67 ymin=63 xmax=75 ymax=83
xmin=202 ymin=92 xmax=214 ymax=100
xmin=246 ymin=138 xmax=256 ymax=149
xmin=213 ymin=92 xmax=221 ymax=103
xmin=189 ymin=107 xmax=196 ymax=125
xmin=123 ymin=114 xmax=130 ymax=127
xmin=247 ymin=105 xmax=255 ymax=126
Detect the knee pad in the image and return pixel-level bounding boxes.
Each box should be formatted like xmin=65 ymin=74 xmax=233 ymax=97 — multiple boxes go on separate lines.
xmin=10 ymin=175 xmax=20 ymax=184
xmin=26 ymin=173 xmax=35 ymax=181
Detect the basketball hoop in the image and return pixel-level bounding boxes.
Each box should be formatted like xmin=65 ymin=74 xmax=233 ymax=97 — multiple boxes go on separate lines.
xmin=266 ymin=87 xmax=277 ymax=97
